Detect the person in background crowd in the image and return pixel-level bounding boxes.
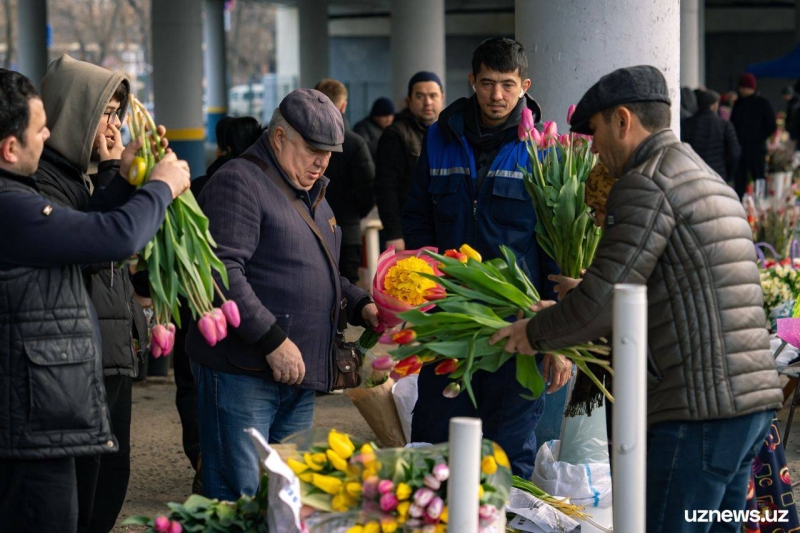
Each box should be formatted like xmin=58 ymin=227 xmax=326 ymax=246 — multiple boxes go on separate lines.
xmin=314 ymin=79 xmax=376 ymax=284
xmin=186 ymin=89 xmax=379 ymax=501
xmin=354 ymin=96 xmax=395 ymax=160
xmin=731 ymin=73 xmax=777 ymax=198
xmin=0 ymin=68 xmax=190 ymax=533
xmin=681 ymin=89 xmax=741 ymax=183
xmin=782 ymin=85 xmax=800 ymax=143
xmin=375 ymin=71 xmax=444 ymax=252
xmin=719 ymin=91 xmax=736 ymax=121
xmin=402 ymin=38 xmax=563 ymax=480
xmin=190 ymin=116 xmax=261 ymax=196
xmin=492 ymin=65 xmax=782 ymax=533
xmin=680 ymin=85 xmax=698 ymax=120
xmin=34 ymin=54 xmax=148 ymax=533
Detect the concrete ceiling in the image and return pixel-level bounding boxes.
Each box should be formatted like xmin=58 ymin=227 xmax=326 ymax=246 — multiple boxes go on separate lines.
xmin=271 ymin=0 xmax=514 ymax=16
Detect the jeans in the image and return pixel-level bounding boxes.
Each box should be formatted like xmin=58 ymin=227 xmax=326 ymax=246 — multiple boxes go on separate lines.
xmin=192 ymin=361 xmax=316 ymax=501
xmin=646 ymin=410 xmax=774 ymax=533
xmin=411 ymin=359 xmax=545 ymax=480
xmin=0 ymin=457 xmax=78 ymax=533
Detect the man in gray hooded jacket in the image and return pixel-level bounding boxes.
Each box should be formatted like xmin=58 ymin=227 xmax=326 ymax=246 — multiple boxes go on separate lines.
xmin=492 ymin=66 xmax=783 ymax=533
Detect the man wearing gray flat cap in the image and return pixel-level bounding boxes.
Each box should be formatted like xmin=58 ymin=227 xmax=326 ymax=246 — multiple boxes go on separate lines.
xmin=187 ymin=88 xmax=379 ymax=500
xmin=492 ymin=65 xmax=781 ymax=532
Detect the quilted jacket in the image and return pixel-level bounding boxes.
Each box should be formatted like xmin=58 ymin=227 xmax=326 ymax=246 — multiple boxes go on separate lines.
xmin=526 ymin=129 xmax=783 ymax=424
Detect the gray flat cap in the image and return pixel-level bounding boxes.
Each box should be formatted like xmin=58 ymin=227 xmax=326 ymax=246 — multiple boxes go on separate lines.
xmin=279 ymin=88 xmax=344 ymax=152
xmin=570 ymin=65 xmax=671 ymax=135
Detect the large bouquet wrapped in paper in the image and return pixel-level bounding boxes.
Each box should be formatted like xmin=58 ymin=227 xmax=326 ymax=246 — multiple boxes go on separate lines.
xmin=519 ymin=105 xmax=601 ymax=279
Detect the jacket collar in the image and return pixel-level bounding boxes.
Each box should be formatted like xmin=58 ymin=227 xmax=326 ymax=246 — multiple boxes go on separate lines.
xmin=622 ymin=128 xmax=680 ymax=175
xmin=0 ymin=166 xmax=38 ymax=191
xmin=438 ymin=94 xmax=542 ymax=143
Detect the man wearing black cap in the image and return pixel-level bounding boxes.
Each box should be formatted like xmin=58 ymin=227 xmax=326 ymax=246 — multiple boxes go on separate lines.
xmin=186 ymin=89 xmax=380 ymax=501
xmin=354 ymin=96 xmax=395 ymax=160
xmin=403 ymin=37 xmax=563 ymax=481
xmin=375 ymin=71 xmax=444 ymax=252
xmin=682 ymin=89 xmax=740 ymax=183
xmin=491 ymin=65 xmax=782 ymax=532
xmin=731 ymin=73 xmax=776 ymax=197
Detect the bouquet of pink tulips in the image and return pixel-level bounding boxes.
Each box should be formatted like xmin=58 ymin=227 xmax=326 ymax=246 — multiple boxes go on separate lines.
xmin=519 ymin=105 xmax=601 ymax=279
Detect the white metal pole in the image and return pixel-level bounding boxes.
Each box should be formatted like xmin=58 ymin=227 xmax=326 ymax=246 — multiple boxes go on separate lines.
xmin=612 ymin=284 xmax=648 ymax=533
xmin=363 ymin=218 xmax=382 ymax=293
xmin=448 ymin=417 xmax=481 ymax=533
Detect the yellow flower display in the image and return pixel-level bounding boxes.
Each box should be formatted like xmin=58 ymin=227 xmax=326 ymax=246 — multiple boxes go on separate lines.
xmin=329 ymin=430 xmax=356 ymax=459
xmin=396 ymin=500 xmax=411 ymax=520
xmin=383 ymin=256 xmax=437 ymax=306
xmin=363 ymin=522 xmax=380 ymax=533
xmin=396 ymin=482 xmax=412 ymax=501
xmin=440 ymin=505 xmax=448 ymax=523
xmin=326 ymin=449 xmax=349 ymax=472
xmin=311 ymin=473 xmax=343 ymax=495
xmin=304 ymin=452 xmax=325 ymax=471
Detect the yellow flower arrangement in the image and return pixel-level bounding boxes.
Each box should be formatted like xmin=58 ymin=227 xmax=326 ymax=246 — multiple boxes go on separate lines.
xmin=383 ymin=256 xmax=437 ymax=306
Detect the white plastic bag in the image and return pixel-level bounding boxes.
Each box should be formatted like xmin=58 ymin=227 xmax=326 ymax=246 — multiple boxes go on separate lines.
xmin=391 ymin=374 xmax=418 ymax=442
xmin=531 ymin=440 xmax=612 ymax=508
xmin=558 ymin=403 xmax=609 ymax=465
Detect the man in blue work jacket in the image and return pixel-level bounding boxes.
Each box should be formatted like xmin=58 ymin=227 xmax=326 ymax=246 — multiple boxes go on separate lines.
xmin=402 ymin=37 xmax=570 ymax=479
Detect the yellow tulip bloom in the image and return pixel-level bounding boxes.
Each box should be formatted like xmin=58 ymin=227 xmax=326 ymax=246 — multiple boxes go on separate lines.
xmin=298 ymin=472 xmax=313 ymax=483
xmin=346 ymin=481 xmax=363 ymax=498
xmin=381 ymin=519 xmax=399 ymax=533
xmin=364 ymin=522 xmax=380 ymax=533
xmin=331 ymin=492 xmax=350 ymax=512
xmin=395 ymin=482 xmax=412 ymax=500
xmin=478 ymin=485 xmax=485 ymax=500
xmin=493 ymin=443 xmax=511 ymax=469
xmin=481 ymin=455 xmax=498 ymax=475
xmin=329 ymin=430 xmax=356 ymax=459
xmin=440 ymin=505 xmax=449 ymax=523
xmin=327 ymin=449 xmax=349 ymax=472
xmin=304 ymin=452 xmax=325 ymax=471
xmin=345 ymin=527 xmax=364 ymax=533
xmin=287 ymin=458 xmax=308 ymax=475
xmin=311 ymin=473 xmax=343 ymax=495
xmin=396 ymin=500 xmax=411 ymax=518
xmin=459 ymin=243 xmax=482 ymax=262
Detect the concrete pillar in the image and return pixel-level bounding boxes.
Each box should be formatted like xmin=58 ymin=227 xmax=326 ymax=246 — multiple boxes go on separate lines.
xmin=681 ymin=0 xmax=701 ymax=89
xmin=390 ymin=0 xmax=446 ymax=107
xmin=17 ymin=0 xmax=48 ymax=87
xmin=298 ymin=0 xmax=328 ymax=89
xmin=153 ymin=0 xmax=205 ymax=178
xmin=516 ymin=0 xmax=681 ymax=136
xmin=274 ymin=5 xmax=300 ymax=120
xmin=204 ymin=0 xmax=228 ymax=144
xmin=699 ymin=0 xmax=706 ymax=86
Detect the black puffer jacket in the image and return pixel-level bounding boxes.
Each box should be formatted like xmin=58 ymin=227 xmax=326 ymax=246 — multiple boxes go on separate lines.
xmin=0 ymin=177 xmax=116 ymax=460
xmin=527 ymin=129 xmax=783 ymax=424
xmin=375 ymin=109 xmax=428 ymax=241
xmin=35 ymin=148 xmax=146 ymax=377
xmin=681 ymin=110 xmax=741 ymax=182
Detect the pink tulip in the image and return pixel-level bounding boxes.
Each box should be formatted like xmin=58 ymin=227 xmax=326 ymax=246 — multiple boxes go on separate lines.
xmin=567 ymin=104 xmax=577 ymax=124
xmin=152 ymin=324 xmax=169 ymax=351
xmin=543 ymin=120 xmax=557 ymax=138
xmin=414 ymin=487 xmax=435 ymax=507
xmin=558 ymin=133 xmax=571 ymax=146
xmin=372 ymin=355 xmax=395 ymax=371
xmin=168 ymin=521 xmax=182 ymax=533
xmin=423 ymin=473 xmax=441 ymax=490
xmin=378 ymin=333 xmax=395 ymax=344
xmin=530 ymin=127 xmax=543 ymax=147
xmin=479 ymin=504 xmax=499 ymax=525
xmin=380 ymin=492 xmax=399 ymax=512
xmin=221 ymin=300 xmax=241 ymax=328
xmin=211 ymin=308 xmax=228 ymax=341
xmin=433 ymin=463 xmax=450 ymax=482
xmin=517 ymin=123 xmax=529 ymax=143
xmin=362 ymin=476 xmax=380 ymax=499
xmin=409 ymin=503 xmax=425 ymax=518
xmin=372 ymin=246 xmax=442 ymax=328
xmin=154 ymin=516 xmax=170 ymax=533
xmin=151 ymin=343 xmax=163 ymax=359
xmin=521 ymin=106 xmax=535 ymax=132
xmin=162 ymin=332 xmax=175 ymax=356
xmin=406 ymin=518 xmax=423 ymax=528
xmin=378 ymin=479 xmax=395 ymax=495
xmin=198 ymin=314 xmax=218 ymax=347
xmin=423 ymin=286 xmax=447 ymax=301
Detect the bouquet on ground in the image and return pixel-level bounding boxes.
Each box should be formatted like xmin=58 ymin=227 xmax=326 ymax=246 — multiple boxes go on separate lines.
xmin=282 ymin=428 xmax=511 ymax=533
xmin=376 ymin=245 xmax=612 ymax=405
xmin=126 ymin=96 xmax=240 ymax=356
xmin=519 ymin=105 xmax=601 ymax=279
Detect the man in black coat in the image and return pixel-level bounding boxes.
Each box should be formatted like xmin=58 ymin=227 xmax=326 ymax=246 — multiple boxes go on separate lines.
xmin=354 ymin=97 xmax=395 ymax=160
xmin=681 ymin=89 xmax=741 ymax=183
xmin=731 ymin=73 xmax=777 ymax=198
xmin=314 ymin=79 xmax=375 ymax=283
xmin=375 ymin=71 xmax=444 ymax=252
xmin=0 ymin=69 xmax=190 ymax=533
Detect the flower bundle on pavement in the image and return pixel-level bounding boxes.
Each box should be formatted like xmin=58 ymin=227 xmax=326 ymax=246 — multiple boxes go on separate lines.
xmin=379 ymin=245 xmax=612 ymax=406
xmin=284 ymin=428 xmax=511 ymax=533
xmin=126 ymin=96 xmax=240 ymax=355
xmin=519 ymin=105 xmax=601 ymax=279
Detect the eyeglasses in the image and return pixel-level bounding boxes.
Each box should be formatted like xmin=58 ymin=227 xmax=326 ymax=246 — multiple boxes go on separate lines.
xmin=102 ymin=109 xmax=123 ymax=124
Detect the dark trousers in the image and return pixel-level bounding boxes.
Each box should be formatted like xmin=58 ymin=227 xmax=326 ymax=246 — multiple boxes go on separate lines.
xmin=0 ymin=456 xmax=78 ymax=533
xmin=734 ymin=150 xmax=766 ymax=198
xmin=339 ymin=244 xmax=363 ymax=285
xmin=174 ymin=313 xmax=201 ymax=470
xmin=411 ymin=359 xmax=545 ymax=480
xmin=75 ymin=375 xmax=132 ymax=533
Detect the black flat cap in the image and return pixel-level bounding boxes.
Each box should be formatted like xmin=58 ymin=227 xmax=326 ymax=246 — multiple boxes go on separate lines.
xmin=570 ymin=65 xmax=671 ymax=135
xmin=279 ymin=88 xmax=344 ymax=152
